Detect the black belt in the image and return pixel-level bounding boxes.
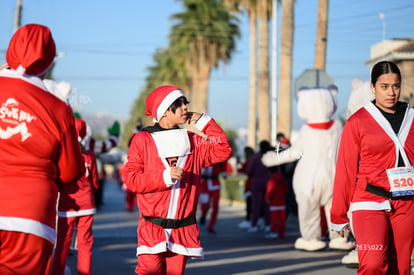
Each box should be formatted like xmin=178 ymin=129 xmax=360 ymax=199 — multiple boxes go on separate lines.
xmin=365 ymin=183 xmax=414 ymax=200
xmin=143 ymin=215 xmax=196 ymax=229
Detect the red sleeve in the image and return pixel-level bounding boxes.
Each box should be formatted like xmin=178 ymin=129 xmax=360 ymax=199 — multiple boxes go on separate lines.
xmin=265 ymin=178 xmax=273 ymax=202
xmin=123 ymin=132 xmax=171 ymax=194
xmin=56 ymin=107 xmax=85 ymax=183
xmin=331 ymin=119 xmax=360 ymax=226
xmin=89 ymin=152 xmax=99 ymax=192
xmin=195 ymin=119 xmax=233 ymax=167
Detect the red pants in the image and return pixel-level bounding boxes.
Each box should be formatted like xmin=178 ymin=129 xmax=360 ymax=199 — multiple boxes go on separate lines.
xmin=201 ymin=189 xmax=220 ymax=231
xmin=0 ymin=230 xmax=53 ymax=275
xmin=51 ymin=215 xmax=94 ymax=275
xmin=352 ymin=199 xmax=414 ymax=275
xmin=136 ymin=251 xmax=188 ymax=275
xmin=125 ymin=189 xmax=137 ymax=211
xmin=269 ymin=208 xmax=286 ymax=237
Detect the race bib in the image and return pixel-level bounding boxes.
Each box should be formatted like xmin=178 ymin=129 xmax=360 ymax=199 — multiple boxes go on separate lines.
xmin=386 ymin=167 xmax=414 ymax=197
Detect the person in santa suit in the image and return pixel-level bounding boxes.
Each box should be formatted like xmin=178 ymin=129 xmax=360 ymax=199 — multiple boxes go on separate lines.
xmin=331 ymin=61 xmax=414 ymax=274
xmin=121 ymin=117 xmax=143 ymax=212
xmin=122 ymin=85 xmax=232 ymax=275
xmin=199 ymin=161 xmax=231 ymax=234
xmin=0 ymin=24 xmax=85 ymax=274
xmin=237 ymin=146 xmax=255 ymax=229
xmin=51 ymin=118 xmax=99 ymax=275
xmin=265 ymin=165 xmax=289 ymax=239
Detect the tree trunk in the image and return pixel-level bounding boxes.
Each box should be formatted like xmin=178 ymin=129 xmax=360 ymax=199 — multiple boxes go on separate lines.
xmin=190 ymin=60 xmax=210 ymax=114
xmin=257 ymin=4 xmax=270 ymax=143
xmin=278 ymin=0 xmax=294 ymax=138
xmin=314 ymin=0 xmax=328 ymax=70
xmin=247 ymin=9 xmax=258 ymax=149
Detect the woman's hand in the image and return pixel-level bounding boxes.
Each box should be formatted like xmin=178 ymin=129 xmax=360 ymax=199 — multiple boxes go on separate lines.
xmin=334 ymin=226 xmax=351 ymax=238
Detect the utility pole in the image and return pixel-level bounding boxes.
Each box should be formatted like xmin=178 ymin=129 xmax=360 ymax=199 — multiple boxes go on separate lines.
xmin=14 ymin=0 xmax=22 ymax=32
xmin=314 ymin=0 xmax=328 ymax=70
xmin=271 ymin=0 xmax=278 ymax=146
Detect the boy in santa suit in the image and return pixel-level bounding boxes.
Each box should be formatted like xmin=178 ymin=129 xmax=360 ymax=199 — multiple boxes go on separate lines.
xmin=199 ymin=161 xmax=231 ymax=233
xmin=122 ymin=85 xmax=232 ymax=275
xmin=265 ymin=166 xmax=289 ymax=239
xmin=0 ymin=24 xmax=85 ymax=274
xmin=51 ymin=118 xmax=99 ymax=275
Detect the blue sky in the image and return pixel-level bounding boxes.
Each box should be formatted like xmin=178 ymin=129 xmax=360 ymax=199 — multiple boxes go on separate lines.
xmin=1 ymin=0 xmax=413 ymax=131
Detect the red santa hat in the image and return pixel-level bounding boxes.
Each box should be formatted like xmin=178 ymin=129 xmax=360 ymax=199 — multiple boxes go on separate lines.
xmin=145 ymin=85 xmax=186 ymax=122
xmin=6 ymin=24 xmax=56 ymax=76
xmin=75 ymin=118 xmax=87 ymax=142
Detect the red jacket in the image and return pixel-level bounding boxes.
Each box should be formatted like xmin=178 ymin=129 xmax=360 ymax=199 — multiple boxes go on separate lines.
xmin=331 ymin=102 xmax=414 ymax=230
xmin=0 ymin=71 xmax=84 ymax=244
xmin=123 ymin=114 xmax=232 ymax=258
xmin=265 ymin=171 xmax=289 ymax=207
xmin=58 ymin=149 xmax=99 ymax=217
xmin=200 ymin=162 xmax=228 ymax=193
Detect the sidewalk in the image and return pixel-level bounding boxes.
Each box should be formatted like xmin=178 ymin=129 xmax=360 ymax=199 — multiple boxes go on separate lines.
xmin=66 ymin=180 xmax=356 ymax=274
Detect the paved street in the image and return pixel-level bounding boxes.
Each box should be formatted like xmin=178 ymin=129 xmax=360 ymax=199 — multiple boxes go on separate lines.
xmin=66 ymin=180 xmax=357 ymax=275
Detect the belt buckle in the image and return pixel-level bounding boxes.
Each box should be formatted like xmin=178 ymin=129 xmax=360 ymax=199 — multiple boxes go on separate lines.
xmin=165 ymin=219 xmax=175 ymax=229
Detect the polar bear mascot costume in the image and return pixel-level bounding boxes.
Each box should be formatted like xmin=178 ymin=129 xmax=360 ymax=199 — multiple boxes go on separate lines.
xmin=262 ymin=85 xmax=354 ymax=251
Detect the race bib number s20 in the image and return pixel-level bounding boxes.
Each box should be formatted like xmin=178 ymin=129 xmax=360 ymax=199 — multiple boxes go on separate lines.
xmin=386 ymin=167 xmax=414 ymax=197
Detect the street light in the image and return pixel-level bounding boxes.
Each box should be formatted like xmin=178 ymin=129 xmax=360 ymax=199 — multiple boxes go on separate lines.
xmin=379 ymin=12 xmax=386 ymax=41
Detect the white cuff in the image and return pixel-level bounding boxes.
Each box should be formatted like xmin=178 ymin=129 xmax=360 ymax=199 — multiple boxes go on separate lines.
xmin=194 ymin=114 xmax=211 ymax=131
xmin=163 ymin=168 xmax=175 ymax=187
xmin=330 ymin=222 xmax=349 ymax=232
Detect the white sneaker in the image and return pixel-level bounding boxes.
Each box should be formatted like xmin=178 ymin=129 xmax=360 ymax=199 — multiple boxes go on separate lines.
xmin=247 ymin=226 xmax=258 ymax=233
xmin=341 ymin=248 xmax=359 ymax=268
xmin=264 ymin=225 xmax=271 ymax=232
xmin=238 ymin=220 xmax=251 ymax=229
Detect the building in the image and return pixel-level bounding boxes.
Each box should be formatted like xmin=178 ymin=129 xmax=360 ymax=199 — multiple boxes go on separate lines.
xmin=366 ymin=39 xmax=414 ymax=106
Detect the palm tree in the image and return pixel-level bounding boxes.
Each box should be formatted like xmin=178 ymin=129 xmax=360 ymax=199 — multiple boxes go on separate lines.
xmin=257 ymin=0 xmax=272 ymax=143
xmin=170 ymin=0 xmax=240 ymax=113
xmin=314 ymin=0 xmax=328 ymax=70
xmin=277 ymin=0 xmax=294 ymax=138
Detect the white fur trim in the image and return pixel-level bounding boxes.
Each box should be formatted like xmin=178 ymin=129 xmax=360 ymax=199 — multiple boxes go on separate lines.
xmin=16 ymin=65 xmax=26 ymax=75
xmin=0 ymin=216 xmax=56 ymax=244
xmin=194 ymin=114 xmax=211 ymax=131
xmin=269 ymin=205 xmax=286 ymax=211
xmin=163 ymin=168 xmax=175 ymax=187
xmin=137 ymin=241 xmax=167 ymax=255
xmin=330 ymin=222 xmax=349 ymax=232
xmin=0 ymin=69 xmax=48 ymax=91
xmin=58 ymin=208 xmax=96 ymax=217
xmin=156 ymin=89 xmax=185 ymax=122
xmin=168 ymin=242 xmax=204 ymax=258
xmin=136 ymin=240 xmax=204 ymax=258
xmin=349 ymin=200 xmax=391 ymax=212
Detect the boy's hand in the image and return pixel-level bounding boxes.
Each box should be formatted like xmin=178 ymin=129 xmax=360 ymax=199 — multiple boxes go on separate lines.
xmin=170 ymin=167 xmax=184 ymax=181
xmin=186 ymin=112 xmax=201 ymax=124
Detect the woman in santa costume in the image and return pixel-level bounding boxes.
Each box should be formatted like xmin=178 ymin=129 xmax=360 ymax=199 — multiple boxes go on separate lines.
xmin=199 ymin=161 xmax=230 ymax=234
xmin=331 ymin=61 xmax=414 ymax=274
xmin=122 ymin=85 xmax=232 ymax=275
xmin=51 ymin=118 xmax=99 ymax=275
xmin=0 ymin=24 xmax=84 ymax=274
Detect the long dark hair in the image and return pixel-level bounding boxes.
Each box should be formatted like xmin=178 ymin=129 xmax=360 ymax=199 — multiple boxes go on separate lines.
xmin=371 ymin=61 xmax=401 ymax=85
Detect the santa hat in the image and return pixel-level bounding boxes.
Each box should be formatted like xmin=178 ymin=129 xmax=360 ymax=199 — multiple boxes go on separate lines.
xmin=145 ymin=85 xmax=186 ymax=122
xmin=6 ymin=24 xmax=56 ymax=76
xmin=75 ymin=118 xmax=87 ymax=142
xmin=279 ymin=137 xmax=290 ymax=149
